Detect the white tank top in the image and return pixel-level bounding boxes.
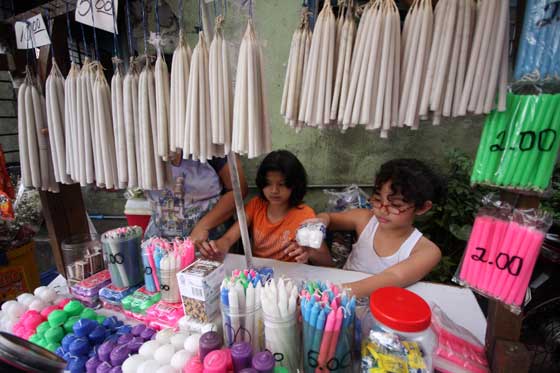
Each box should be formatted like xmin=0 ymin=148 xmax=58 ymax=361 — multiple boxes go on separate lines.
xmin=343 ymin=215 xmax=423 ymax=274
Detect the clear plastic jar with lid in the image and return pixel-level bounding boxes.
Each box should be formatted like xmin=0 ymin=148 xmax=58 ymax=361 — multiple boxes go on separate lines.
xmin=369 ymin=287 xmax=438 ymax=372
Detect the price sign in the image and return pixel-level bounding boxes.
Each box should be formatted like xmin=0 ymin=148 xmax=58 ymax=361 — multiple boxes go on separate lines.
xmin=14 ymin=14 xmax=51 ymax=50
xmin=470 ymin=247 xmax=524 ymax=276
xmin=75 ymin=0 xmax=119 ymax=34
xmin=489 ymin=128 xmax=557 ymax=153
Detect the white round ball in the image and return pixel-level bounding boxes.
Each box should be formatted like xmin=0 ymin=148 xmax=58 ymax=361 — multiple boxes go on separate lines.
xmin=183 ymin=334 xmax=200 ymax=356
xmin=170 ymin=333 xmax=188 ymax=350
xmin=28 ymin=299 xmax=48 ymax=312
xmin=122 ymin=354 xmax=147 ymax=373
xmin=139 ymin=340 xmax=161 ymax=358
xmin=33 ymin=286 xmax=47 ymax=297
xmin=39 ymin=288 xmax=57 ymax=303
xmin=155 ymin=328 xmax=175 ymax=345
xmin=170 ymin=350 xmax=190 ymax=370
xmin=3 ymin=318 xmax=16 ymax=333
xmin=1 ymin=300 xmax=17 ymax=313
xmin=17 ymin=293 xmax=35 ymax=306
xmin=156 ymin=365 xmax=177 ymax=373
xmin=10 ymin=302 xmax=27 ymax=318
xmin=137 ymin=359 xmax=161 ymax=373
xmin=154 ymin=344 xmax=175 ymax=365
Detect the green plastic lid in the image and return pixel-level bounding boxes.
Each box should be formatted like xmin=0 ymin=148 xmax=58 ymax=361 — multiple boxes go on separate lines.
xmin=44 ymin=327 xmax=64 ymax=343
xmin=274 ymin=367 xmax=289 ymax=373
xmin=121 ymin=295 xmax=133 ymax=310
xmin=80 ymin=308 xmax=97 ymax=320
xmin=48 ymin=310 xmax=68 ymax=327
xmin=64 ymin=316 xmax=80 ymax=334
xmin=97 ymin=315 xmax=107 ymax=325
xmin=28 ymin=334 xmax=41 ymax=344
xmin=36 ymin=322 xmax=51 ymax=336
xmin=64 ymin=301 xmax=84 ymax=317
xmin=45 ymin=342 xmax=60 ymax=352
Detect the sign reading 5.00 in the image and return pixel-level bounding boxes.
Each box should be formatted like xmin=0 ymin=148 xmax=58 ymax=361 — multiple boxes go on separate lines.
xmin=75 ymin=0 xmax=119 ymax=34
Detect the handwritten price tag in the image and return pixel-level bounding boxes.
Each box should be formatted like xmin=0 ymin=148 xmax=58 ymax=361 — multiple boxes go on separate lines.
xmin=470 ymin=247 xmax=524 ymax=276
xmin=75 ymin=0 xmax=119 ymax=34
xmin=14 ymin=14 xmax=51 ymax=50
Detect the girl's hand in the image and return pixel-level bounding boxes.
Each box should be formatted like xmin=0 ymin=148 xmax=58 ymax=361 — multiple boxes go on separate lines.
xmin=190 ymin=225 xmax=210 ymax=251
xmin=200 ymin=239 xmax=228 ymax=261
xmin=283 ymin=241 xmax=311 ymax=264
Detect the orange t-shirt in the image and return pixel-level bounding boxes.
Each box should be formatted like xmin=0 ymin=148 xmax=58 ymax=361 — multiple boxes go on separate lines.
xmin=245 ymin=197 xmax=315 ymax=261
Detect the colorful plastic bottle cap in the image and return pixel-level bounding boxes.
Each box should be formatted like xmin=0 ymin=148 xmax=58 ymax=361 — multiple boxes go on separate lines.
xmin=122 ymin=336 xmax=141 ymax=354
xmin=122 ymin=354 xmax=147 ymax=373
xmin=69 ymin=337 xmax=91 ymax=356
xmin=117 ymin=333 xmax=133 ymax=345
xmin=48 ymin=310 xmax=68 ymax=327
xmin=116 ymin=325 xmax=132 ymax=335
xmin=252 ymin=351 xmax=275 ymax=373
xmin=199 ymin=331 xmax=221 ymax=362
xmin=109 ymin=367 xmax=123 ymax=373
xmin=170 ymin=350 xmax=189 ymax=370
xmin=203 ymin=350 xmax=228 ymax=373
xmin=231 ymin=342 xmax=252 ymax=372
xmin=46 ymin=342 xmax=60 ymax=352
xmin=98 ymin=340 xmax=117 ymax=362
xmin=110 ymin=343 xmax=130 ymax=366
xmin=97 ymin=315 xmax=107 ymax=325
xmin=67 ymin=356 xmax=88 ymax=373
xmin=154 ymin=344 xmax=175 ymax=365
xmin=74 ymin=318 xmax=98 ymax=337
xmin=156 ymin=365 xmax=177 ymax=373
xmin=137 ymin=359 xmax=161 ymax=373
xmin=96 ymin=361 xmax=113 ymax=373
xmin=64 ymin=301 xmax=85 ymax=317
xmin=45 ymin=326 xmax=65 ymax=343
xmin=140 ymin=327 xmax=156 ymax=340
xmin=40 ymin=305 xmax=60 ymax=319
xmin=102 ymin=316 xmax=121 ymax=330
xmin=24 ymin=312 xmax=45 ymax=330
xmin=139 ymin=340 xmax=161 ymax=358
xmin=62 ymin=333 xmax=77 ymax=350
xmin=86 ymin=356 xmax=102 ymax=372
xmin=273 ymin=367 xmax=288 ymax=373
xmin=89 ymin=325 xmax=107 ymax=344
xmin=81 ymin=308 xmax=98 ymax=320
xmin=183 ymin=355 xmax=203 ymax=373
xmin=131 ymin=324 xmax=146 ymax=336
xmin=64 ymin=316 xmax=81 ymax=333
xmin=36 ymin=321 xmax=51 ymax=336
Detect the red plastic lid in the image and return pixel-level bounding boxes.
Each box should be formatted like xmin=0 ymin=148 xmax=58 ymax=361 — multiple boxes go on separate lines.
xmin=369 ymin=287 xmax=432 ymax=333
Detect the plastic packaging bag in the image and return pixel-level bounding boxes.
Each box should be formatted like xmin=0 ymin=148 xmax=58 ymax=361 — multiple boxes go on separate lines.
xmin=361 ymin=330 xmax=428 ymax=373
xmin=431 ymin=304 xmax=489 ymax=373
xmin=471 ymin=93 xmax=560 ymax=193
xmin=514 ymin=0 xmax=560 ymax=82
xmin=453 ymin=195 xmax=552 ymax=313
xmin=296 ymin=219 xmax=326 ymax=249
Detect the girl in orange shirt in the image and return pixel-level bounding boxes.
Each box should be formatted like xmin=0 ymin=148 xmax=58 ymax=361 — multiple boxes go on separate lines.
xmin=200 ymin=150 xmax=333 ymax=266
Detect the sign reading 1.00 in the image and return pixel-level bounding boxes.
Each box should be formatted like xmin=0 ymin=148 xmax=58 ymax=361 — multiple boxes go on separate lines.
xmin=75 ymin=0 xmax=119 ymax=34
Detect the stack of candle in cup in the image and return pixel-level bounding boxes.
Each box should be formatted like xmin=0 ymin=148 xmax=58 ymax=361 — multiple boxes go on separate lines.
xmin=101 ymin=226 xmax=144 ymax=289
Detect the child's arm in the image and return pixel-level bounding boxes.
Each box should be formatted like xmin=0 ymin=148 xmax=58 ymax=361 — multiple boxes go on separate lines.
xmin=283 ymin=241 xmax=335 ymax=267
xmin=344 ymin=238 xmax=442 ymax=298
xmin=317 ymin=209 xmax=372 ymax=233
xmin=202 ymin=222 xmax=242 ymax=260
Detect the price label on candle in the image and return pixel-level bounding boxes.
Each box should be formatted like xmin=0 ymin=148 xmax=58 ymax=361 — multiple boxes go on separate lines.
xmin=307 ymin=350 xmax=352 ymax=371
xmin=14 ymin=14 xmax=51 ymax=50
xmin=489 ymin=129 xmax=557 ymax=153
xmin=75 ymin=0 xmax=119 ymax=34
xmin=470 ymin=247 xmax=524 ymax=276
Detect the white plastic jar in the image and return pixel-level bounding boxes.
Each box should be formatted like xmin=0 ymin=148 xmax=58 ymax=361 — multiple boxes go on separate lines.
xmin=369 ymin=287 xmax=438 ymax=372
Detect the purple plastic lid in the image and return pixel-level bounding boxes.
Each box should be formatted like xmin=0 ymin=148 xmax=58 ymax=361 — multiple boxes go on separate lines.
xmin=108 ymin=367 xmax=122 ymax=373
xmin=98 ymin=340 xmax=116 ymax=362
xmin=199 ymin=331 xmax=221 ymax=361
xmin=231 ymin=342 xmax=252 ymax=371
xmin=131 ymin=324 xmax=146 ymax=336
xmin=110 ymin=344 xmax=130 ymax=366
xmin=117 ymin=333 xmax=133 ymax=345
xmin=126 ymin=336 xmax=144 ymax=354
xmin=252 ymin=351 xmax=275 ymax=372
xmin=86 ymin=356 xmax=102 ymax=371
xmin=96 ymin=361 xmax=113 ymax=373
xmin=239 ymin=369 xmax=258 ymax=373
xmin=140 ymin=327 xmax=156 ymax=340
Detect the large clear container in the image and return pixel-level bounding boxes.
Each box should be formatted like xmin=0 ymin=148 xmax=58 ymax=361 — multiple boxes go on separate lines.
xmin=61 ymin=233 xmax=104 ymax=286
xmin=263 ymin=312 xmax=300 ymax=371
xmin=101 ymin=227 xmax=143 ymax=288
xmin=221 ymin=303 xmax=264 ymax=351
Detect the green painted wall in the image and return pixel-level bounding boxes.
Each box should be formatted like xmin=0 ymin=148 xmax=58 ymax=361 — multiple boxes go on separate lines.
xmin=84 ymin=0 xmax=485 ymax=217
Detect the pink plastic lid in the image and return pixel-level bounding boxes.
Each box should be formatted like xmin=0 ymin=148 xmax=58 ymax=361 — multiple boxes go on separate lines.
xmin=203 ymin=350 xmax=228 ymax=373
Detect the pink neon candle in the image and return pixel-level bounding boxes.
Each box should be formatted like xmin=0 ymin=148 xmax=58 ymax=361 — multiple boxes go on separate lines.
xmin=317 ymin=309 xmax=336 ymax=371
xmin=466 ymin=218 xmax=494 ymax=287
xmin=326 ymin=307 xmax=344 ymax=366
xmin=459 ymin=216 xmax=487 ymax=282
xmin=479 ymin=219 xmax=508 ymax=291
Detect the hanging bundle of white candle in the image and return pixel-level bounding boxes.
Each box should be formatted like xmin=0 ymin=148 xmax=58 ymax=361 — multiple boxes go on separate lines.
xmin=169 ymin=33 xmax=192 ymax=153
xmin=111 ymin=61 xmax=128 ymax=188
xmin=261 ymin=278 xmax=299 ymax=370
xmin=458 ymin=0 xmax=509 ymax=115
xmin=280 ymin=8 xmax=312 ymax=132
xmin=419 ymin=0 xmax=475 ymax=123
xmin=209 ymin=16 xmax=232 ymax=156
xmin=298 ymin=1 xmax=336 ymax=129
xmin=139 ymin=59 xmax=167 ymax=190
xmin=232 ymin=20 xmax=271 ymax=158
xmin=344 ymin=0 xmax=400 ymax=137
xmin=399 ymin=0 xmax=433 ymax=129
xmin=155 ymin=45 xmax=171 ymax=161
xmin=183 ymin=32 xmax=216 ymax=162
xmin=330 ymin=2 xmax=356 ymax=128
xmin=123 ymin=59 xmax=141 ymax=188
xmin=64 ymin=62 xmax=80 ymax=182
xmin=77 ymin=58 xmax=96 ymax=186
xmin=45 ymin=60 xmax=70 ymax=184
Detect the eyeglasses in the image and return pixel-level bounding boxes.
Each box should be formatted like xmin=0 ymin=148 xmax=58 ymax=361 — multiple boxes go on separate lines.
xmin=371 ymin=198 xmax=415 ymax=215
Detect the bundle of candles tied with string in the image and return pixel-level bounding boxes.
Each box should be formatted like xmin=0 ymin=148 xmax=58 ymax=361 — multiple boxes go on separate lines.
xmin=101 ymin=226 xmax=144 ymax=289
xmin=141 ymin=236 xmax=196 ymax=303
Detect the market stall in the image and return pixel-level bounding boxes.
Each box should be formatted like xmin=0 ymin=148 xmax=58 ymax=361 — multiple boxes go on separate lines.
xmin=0 ymin=0 xmax=559 ymax=372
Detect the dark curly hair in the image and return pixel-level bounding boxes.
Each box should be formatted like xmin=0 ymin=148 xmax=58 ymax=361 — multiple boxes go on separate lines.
xmin=256 ymin=150 xmax=308 ymax=207
xmin=374 ymin=159 xmax=445 ymax=208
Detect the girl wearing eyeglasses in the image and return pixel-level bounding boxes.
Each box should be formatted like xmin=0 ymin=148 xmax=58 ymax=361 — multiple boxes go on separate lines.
xmin=317 ymin=159 xmax=444 ymax=298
